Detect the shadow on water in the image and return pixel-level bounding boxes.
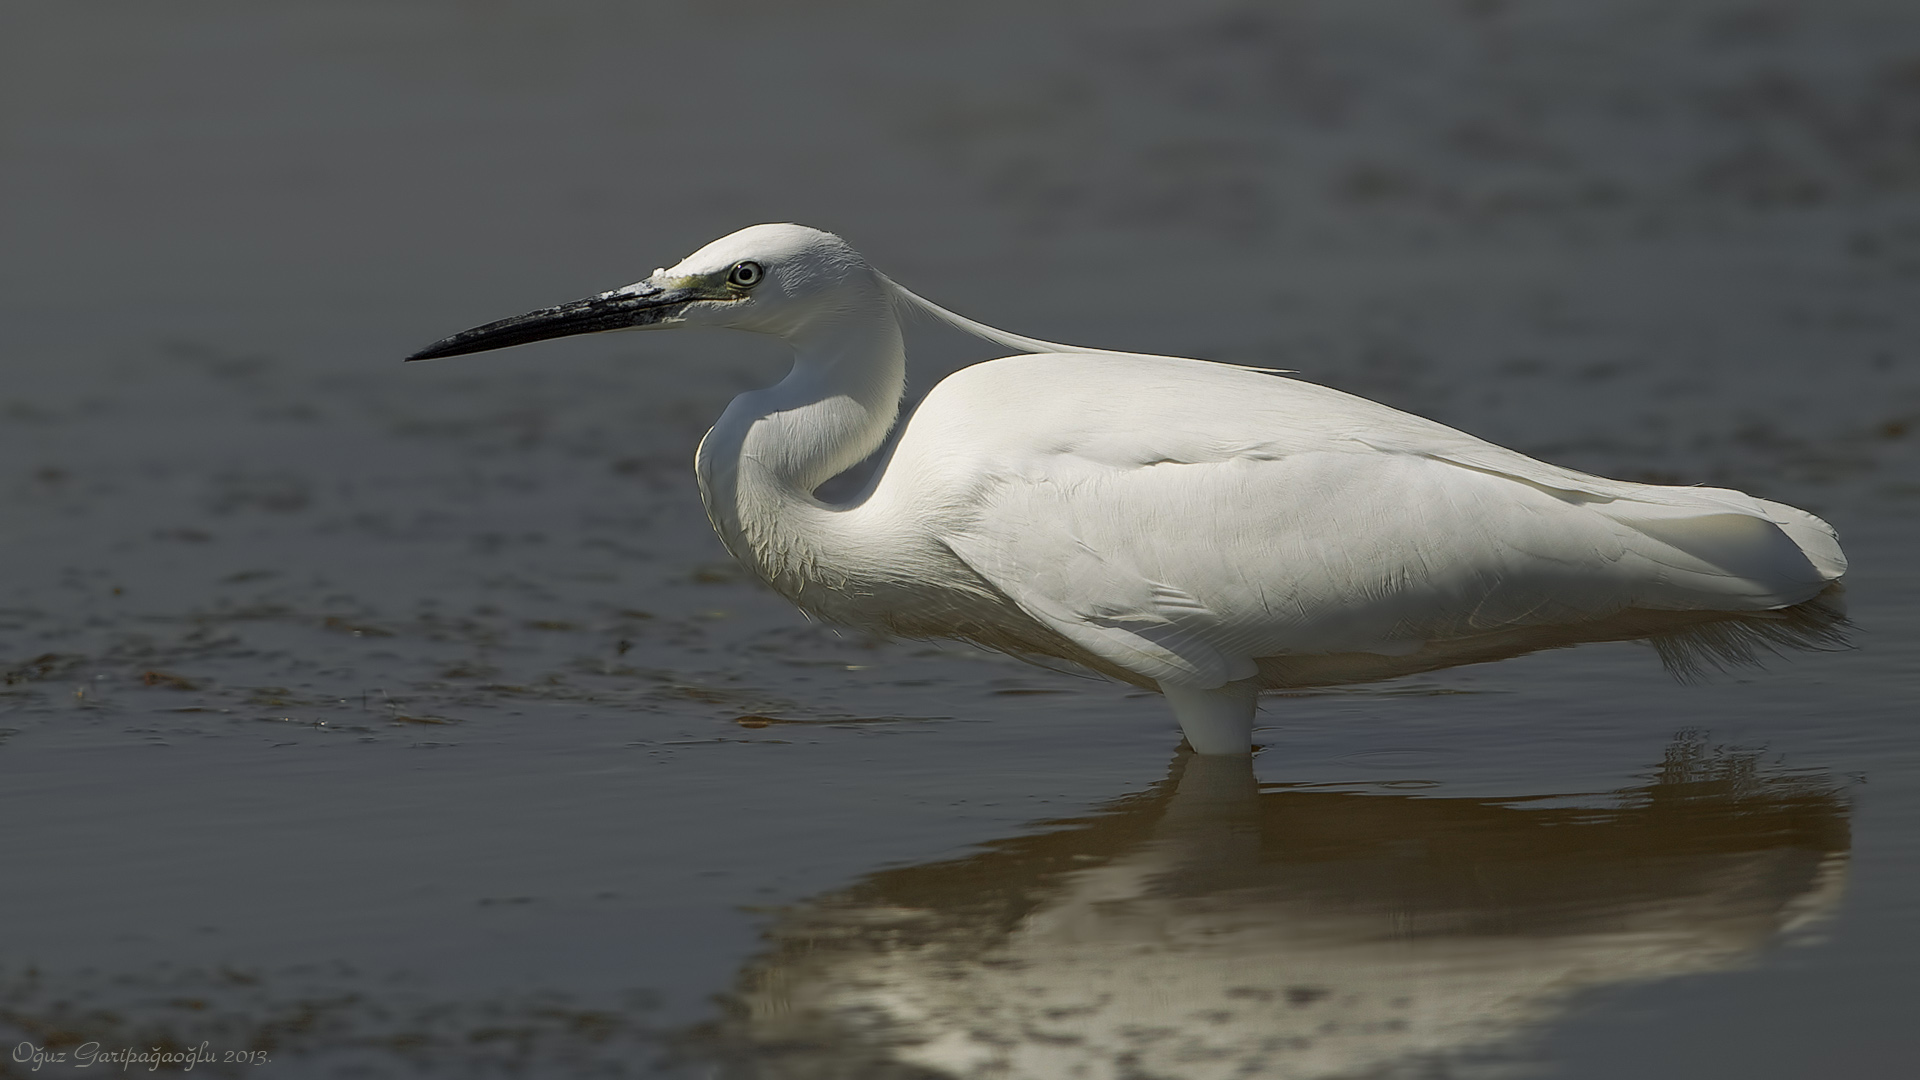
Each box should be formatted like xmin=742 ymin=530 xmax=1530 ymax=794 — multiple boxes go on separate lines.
xmin=682 ymin=732 xmax=1849 ymax=1080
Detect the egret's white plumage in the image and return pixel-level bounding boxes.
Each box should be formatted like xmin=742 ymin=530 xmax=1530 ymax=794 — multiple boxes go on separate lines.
xmin=409 ymin=224 xmax=1846 ymax=754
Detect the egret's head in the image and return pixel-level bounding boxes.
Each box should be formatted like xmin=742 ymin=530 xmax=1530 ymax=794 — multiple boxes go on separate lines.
xmin=406 ymin=223 xmax=878 ymax=362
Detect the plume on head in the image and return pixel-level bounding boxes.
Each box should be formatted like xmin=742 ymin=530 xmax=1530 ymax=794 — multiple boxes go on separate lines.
xmin=883 ymin=275 xmax=1285 ymax=372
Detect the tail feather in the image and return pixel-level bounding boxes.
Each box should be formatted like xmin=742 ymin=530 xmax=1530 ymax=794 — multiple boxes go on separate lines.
xmin=1600 ymin=487 xmax=1846 ymax=611
xmin=1417 ymin=446 xmax=1847 ymax=608
xmin=1254 ymin=584 xmax=1851 ymax=691
xmin=1647 ymin=584 xmax=1851 ymax=680
xmin=1752 ymin=498 xmax=1848 ymax=581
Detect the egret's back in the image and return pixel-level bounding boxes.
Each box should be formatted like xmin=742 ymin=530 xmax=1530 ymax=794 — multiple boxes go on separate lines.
xmin=876 ymin=353 xmax=1845 ymax=689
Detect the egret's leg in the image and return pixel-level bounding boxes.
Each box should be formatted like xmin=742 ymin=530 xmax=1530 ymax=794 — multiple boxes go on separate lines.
xmin=1158 ymin=678 xmax=1259 ymax=755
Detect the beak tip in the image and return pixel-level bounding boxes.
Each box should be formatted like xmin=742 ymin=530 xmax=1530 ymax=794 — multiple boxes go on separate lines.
xmin=403 ymin=337 xmax=473 ymax=363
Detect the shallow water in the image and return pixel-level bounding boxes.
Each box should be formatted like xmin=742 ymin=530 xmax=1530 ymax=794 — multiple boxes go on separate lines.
xmin=3 ymin=1 xmax=1918 ymax=1077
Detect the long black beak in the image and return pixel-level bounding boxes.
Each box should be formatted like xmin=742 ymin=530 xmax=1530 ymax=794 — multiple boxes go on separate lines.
xmin=405 ymin=281 xmax=703 ymax=362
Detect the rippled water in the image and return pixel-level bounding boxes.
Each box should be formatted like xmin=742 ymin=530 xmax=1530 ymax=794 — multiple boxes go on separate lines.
xmin=3 ymin=2 xmax=1917 ymax=1077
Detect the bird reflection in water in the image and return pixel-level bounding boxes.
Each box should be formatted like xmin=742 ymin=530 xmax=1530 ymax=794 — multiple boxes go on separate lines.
xmin=689 ymin=734 xmax=1848 ymax=1079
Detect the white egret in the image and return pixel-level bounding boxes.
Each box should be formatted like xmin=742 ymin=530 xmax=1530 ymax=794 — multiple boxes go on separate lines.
xmin=408 ymin=224 xmax=1847 ymax=755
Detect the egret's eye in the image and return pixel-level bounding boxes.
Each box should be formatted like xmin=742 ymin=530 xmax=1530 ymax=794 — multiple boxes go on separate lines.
xmin=728 ymin=261 xmax=764 ymax=289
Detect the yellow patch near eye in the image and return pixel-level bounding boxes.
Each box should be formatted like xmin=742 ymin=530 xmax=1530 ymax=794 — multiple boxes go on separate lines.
xmin=663 ymin=273 xmax=740 ymax=300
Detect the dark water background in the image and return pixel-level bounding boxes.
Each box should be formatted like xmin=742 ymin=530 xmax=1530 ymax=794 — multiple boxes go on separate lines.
xmin=2 ymin=1 xmax=1916 ymax=1076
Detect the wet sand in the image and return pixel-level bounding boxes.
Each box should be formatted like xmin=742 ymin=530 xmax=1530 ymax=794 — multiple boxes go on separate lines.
xmin=2 ymin=2 xmax=1917 ymax=1076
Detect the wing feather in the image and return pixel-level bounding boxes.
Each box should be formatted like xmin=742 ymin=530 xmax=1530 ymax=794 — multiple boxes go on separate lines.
xmin=899 ymin=354 xmax=1844 ymax=689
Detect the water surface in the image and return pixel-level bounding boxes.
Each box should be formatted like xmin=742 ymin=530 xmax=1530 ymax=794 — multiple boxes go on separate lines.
xmin=2 ymin=2 xmax=1917 ymax=1076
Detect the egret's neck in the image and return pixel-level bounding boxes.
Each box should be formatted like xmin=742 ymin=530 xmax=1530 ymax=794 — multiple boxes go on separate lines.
xmin=694 ymin=298 xmax=906 ymax=596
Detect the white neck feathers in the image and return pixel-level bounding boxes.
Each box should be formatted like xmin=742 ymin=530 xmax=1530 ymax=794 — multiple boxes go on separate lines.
xmin=693 ymin=285 xmax=907 ymax=597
